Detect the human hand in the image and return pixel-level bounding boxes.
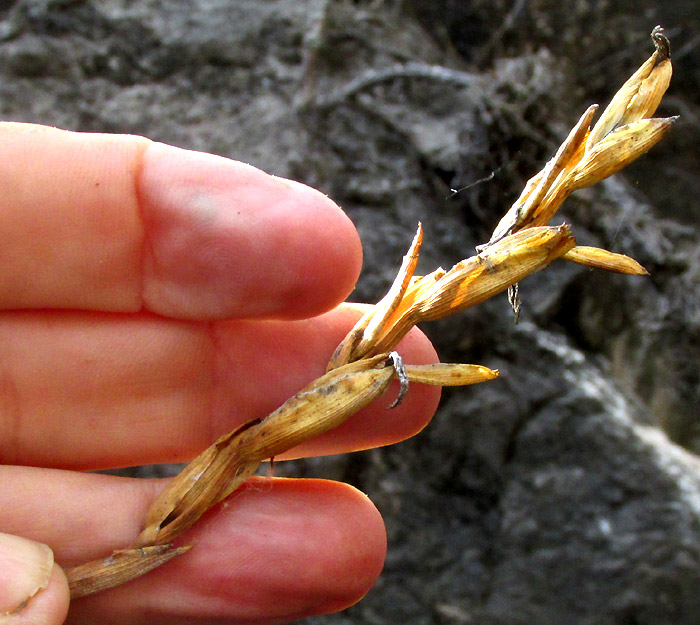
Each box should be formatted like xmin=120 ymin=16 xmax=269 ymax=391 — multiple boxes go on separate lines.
xmin=0 ymin=123 xmax=440 ymax=625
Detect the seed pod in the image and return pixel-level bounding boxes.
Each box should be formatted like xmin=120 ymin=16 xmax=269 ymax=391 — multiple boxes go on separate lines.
xmin=135 ymin=423 xmax=261 ymax=547
xmin=417 ymin=225 xmax=576 ymax=321
xmin=62 ymin=27 xmax=676 ymax=601
xmin=623 ymin=55 xmax=671 ymax=126
xmin=329 ymin=268 xmax=449 ymax=370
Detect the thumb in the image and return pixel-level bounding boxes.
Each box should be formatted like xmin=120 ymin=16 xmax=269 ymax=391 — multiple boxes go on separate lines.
xmin=0 ymin=533 xmax=69 ymax=625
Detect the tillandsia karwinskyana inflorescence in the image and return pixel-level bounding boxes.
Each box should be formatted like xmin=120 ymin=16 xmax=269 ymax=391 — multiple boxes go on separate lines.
xmin=64 ymin=26 xmax=675 ymax=598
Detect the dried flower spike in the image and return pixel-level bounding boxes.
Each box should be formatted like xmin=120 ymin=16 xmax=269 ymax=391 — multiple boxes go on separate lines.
xmin=136 ymin=353 xmax=399 ymax=547
xmin=61 ymin=26 xmax=676 ymax=602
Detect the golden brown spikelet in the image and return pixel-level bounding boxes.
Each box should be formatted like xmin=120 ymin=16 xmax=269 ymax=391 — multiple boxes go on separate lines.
xmin=571 ymin=117 xmax=676 ymax=190
xmin=563 ymin=246 xmax=649 ymax=275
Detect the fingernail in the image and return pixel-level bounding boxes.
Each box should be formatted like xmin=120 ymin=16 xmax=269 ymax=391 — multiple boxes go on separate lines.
xmin=0 ymin=533 xmax=54 ymax=616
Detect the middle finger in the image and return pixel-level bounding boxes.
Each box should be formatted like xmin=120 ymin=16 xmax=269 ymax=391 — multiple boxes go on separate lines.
xmin=0 ymin=305 xmax=439 ymax=470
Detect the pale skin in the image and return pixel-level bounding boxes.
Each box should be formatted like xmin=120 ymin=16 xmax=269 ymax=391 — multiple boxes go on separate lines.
xmin=0 ymin=123 xmax=440 ymax=625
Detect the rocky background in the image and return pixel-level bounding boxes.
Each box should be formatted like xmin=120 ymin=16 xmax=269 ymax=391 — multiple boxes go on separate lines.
xmin=2 ymin=1 xmax=700 ymax=623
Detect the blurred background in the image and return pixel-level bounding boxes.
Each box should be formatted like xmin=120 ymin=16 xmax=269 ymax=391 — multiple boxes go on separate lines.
xmin=2 ymin=1 xmax=699 ymax=623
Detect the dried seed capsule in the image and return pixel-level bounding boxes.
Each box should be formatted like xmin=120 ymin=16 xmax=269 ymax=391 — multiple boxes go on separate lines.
xmin=362 ymin=226 xmax=576 ymax=356
xmin=62 ymin=27 xmax=676 ymax=602
xmin=417 ymin=226 xmax=576 ymax=321
xmin=352 ymin=227 xmax=424 ymax=363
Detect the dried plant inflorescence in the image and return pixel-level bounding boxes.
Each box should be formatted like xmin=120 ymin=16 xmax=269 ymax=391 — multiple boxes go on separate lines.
xmin=64 ymin=27 xmax=676 ymax=599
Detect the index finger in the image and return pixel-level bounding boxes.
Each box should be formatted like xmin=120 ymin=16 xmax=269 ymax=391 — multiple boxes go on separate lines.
xmin=0 ymin=123 xmax=362 ymax=319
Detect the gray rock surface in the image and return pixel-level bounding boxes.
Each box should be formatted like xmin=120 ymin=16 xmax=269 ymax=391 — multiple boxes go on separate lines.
xmin=2 ymin=1 xmax=699 ymax=623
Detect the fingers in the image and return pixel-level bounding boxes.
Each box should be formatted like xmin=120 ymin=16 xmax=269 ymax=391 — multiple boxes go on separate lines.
xmin=0 ymin=123 xmax=361 ymax=319
xmin=0 ymin=468 xmax=386 ymax=625
xmin=0 ymin=305 xmax=440 ymax=470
